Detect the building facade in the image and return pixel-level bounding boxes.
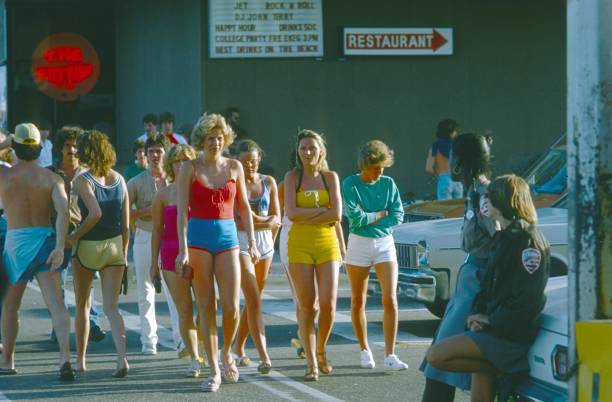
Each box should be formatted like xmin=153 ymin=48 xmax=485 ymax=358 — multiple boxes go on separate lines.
xmin=2 ymin=0 xmax=565 ymax=196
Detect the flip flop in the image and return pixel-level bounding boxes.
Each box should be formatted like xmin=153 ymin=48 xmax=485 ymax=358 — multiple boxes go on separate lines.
xmin=0 ymin=367 xmax=17 ymax=375
xmin=58 ymin=362 xmax=75 ymax=381
xmin=257 ymin=361 xmax=272 ymax=374
xmin=201 ymin=375 xmax=221 ymax=392
xmin=222 ymin=357 xmax=239 ymax=383
xmin=236 ymin=355 xmax=252 ymax=367
xmin=112 ymin=367 xmax=129 ymax=378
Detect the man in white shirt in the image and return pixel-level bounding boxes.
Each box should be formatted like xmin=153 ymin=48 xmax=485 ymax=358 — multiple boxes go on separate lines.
xmin=136 ymin=113 xmax=159 ymax=143
xmin=36 ymin=120 xmax=53 ymax=168
xmin=159 ymin=112 xmax=188 ymax=145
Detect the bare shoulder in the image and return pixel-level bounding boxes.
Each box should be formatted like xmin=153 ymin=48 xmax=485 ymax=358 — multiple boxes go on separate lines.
xmin=45 ymin=167 xmax=64 ymax=185
xmin=323 ymin=170 xmax=339 ymax=183
xmin=110 ymin=169 xmax=125 ymax=184
xmin=228 ymin=157 xmax=243 ymax=176
xmin=284 ymin=169 xmax=298 ymax=182
xmin=264 ymin=174 xmax=277 ymax=187
xmin=180 ymin=158 xmax=196 ymax=175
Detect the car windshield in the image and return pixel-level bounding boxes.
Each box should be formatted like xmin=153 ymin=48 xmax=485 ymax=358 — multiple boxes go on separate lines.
xmin=526 ymin=148 xmax=567 ymax=194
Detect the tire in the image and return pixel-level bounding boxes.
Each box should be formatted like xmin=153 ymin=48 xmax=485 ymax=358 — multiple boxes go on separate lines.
xmin=425 ymin=298 xmax=448 ymax=318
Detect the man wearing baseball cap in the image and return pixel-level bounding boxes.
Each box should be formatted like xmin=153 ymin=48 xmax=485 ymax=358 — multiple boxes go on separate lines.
xmin=0 ymin=123 xmax=75 ymax=380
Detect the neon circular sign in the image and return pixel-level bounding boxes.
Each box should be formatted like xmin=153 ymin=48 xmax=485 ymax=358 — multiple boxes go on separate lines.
xmin=31 ymin=32 xmax=100 ymax=101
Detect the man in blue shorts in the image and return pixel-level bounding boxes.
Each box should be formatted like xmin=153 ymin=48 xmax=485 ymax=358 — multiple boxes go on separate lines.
xmin=0 ymin=123 xmax=74 ymax=380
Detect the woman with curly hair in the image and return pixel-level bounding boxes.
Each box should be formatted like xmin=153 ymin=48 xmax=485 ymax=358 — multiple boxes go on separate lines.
xmin=150 ymin=144 xmax=204 ymax=377
xmin=175 ymin=113 xmax=258 ymax=392
xmin=284 ymin=130 xmax=343 ymax=381
xmin=67 ymin=130 xmax=130 ymax=378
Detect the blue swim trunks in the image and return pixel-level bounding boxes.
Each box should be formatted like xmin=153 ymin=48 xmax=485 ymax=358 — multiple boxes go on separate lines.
xmin=187 ymin=218 xmax=239 ymax=255
xmin=3 ymin=227 xmax=70 ymax=284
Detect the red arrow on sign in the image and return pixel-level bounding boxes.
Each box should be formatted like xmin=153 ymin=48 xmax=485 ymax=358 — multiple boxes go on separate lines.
xmin=431 ymin=29 xmax=448 ymax=52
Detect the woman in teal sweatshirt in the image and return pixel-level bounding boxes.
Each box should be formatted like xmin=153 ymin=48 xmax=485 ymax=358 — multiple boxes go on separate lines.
xmin=342 ymin=140 xmax=408 ymax=371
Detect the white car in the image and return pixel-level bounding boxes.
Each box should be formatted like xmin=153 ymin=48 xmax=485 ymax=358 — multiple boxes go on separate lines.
xmin=369 ymin=195 xmax=568 ymax=318
xmin=514 ymin=276 xmax=569 ymax=402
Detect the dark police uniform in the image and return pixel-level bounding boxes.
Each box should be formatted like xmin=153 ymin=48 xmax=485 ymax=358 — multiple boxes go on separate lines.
xmin=466 ymin=219 xmax=550 ymax=373
xmin=421 ymin=180 xmax=498 ymax=390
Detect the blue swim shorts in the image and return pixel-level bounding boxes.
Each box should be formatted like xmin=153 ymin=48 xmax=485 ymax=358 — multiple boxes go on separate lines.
xmin=187 ymin=218 xmax=239 ymax=255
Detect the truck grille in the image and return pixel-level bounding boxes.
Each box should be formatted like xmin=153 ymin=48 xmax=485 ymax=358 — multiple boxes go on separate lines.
xmin=395 ymin=243 xmax=418 ymax=267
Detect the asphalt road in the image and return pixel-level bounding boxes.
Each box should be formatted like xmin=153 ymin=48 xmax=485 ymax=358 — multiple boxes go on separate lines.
xmin=0 ymin=258 xmax=471 ymax=401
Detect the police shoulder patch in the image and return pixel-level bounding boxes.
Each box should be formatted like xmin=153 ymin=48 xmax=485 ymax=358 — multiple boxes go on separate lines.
xmin=521 ymin=248 xmax=542 ymax=274
xmin=466 ymin=210 xmax=475 ymax=220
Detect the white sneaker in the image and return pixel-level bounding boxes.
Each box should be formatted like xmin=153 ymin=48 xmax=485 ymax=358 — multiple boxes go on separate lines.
xmin=187 ymin=358 xmax=201 ymax=378
xmin=142 ymin=344 xmax=157 ymax=355
xmin=360 ymin=349 xmax=375 ymax=369
xmin=383 ymin=354 xmax=408 ymax=371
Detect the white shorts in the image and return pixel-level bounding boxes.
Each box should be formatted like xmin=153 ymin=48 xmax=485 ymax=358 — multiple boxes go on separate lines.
xmin=345 ymin=233 xmax=396 ymax=267
xmin=279 ymin=216 xmax=291 ymax=267
xmin=238 ymin=230 xmax=274 ymax=259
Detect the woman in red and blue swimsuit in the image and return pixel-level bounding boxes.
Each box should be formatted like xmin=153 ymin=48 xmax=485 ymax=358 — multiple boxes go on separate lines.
xmin=175 ymin=113 xmax=258 ymax=393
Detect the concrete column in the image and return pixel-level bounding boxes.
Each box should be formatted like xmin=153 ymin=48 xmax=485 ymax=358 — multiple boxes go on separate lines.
xmin=567 ymin=0 xmax=612 ymax=400
xmin=114 ymin=0 xmax=202 ymax=163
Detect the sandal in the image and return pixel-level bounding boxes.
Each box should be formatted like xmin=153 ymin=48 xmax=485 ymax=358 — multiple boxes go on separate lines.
xmin=236 ymin=354 xmax=252 ymax=367
xmin=112 ymin=357 xmax=129 ymax=378
xmin=222 ymin=356 xmax=240 ymax=383
xmin=198 ymin=355 xmax=209 ymax=368
xmin=304 ymin=366 xmax=319 ymax=382
xmin=317 ymin=351 xmax=333 ymax=375
xmin=257 ymin=361 xmax=272 ymax=374
xmin=201 ymin=375 xmax=221 ymax=392
xmin=0 ymin=367 xmax=18 ymax=375
xmin=187 ymin=358 xmax=201 ymax=378
xmin=291 ymin=338 xmax=306 ymax=359
xmin=112 ymin=367 xmax=129 ymax=378
xmin=58 ymin=362 xmax=75 ymax=381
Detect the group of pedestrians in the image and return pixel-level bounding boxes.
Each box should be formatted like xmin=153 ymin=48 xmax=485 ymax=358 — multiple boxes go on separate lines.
xmin=0 ymin=113 xmax=552 ymax=401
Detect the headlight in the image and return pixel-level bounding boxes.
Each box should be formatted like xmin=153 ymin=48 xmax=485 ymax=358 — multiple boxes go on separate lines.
xmin=417 ymin=240 xmax=430 ymax=267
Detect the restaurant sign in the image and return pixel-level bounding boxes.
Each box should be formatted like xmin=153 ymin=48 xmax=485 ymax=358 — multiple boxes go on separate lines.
xmin=343 ymin=28 xmax=453 ymax=56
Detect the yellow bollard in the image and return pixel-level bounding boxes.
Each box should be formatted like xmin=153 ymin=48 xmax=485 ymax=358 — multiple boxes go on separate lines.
xmin=576 ymin=320 xmax=612 ymax=402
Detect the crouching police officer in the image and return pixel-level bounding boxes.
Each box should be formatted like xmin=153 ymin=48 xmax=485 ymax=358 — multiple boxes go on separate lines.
xmin=425 ymin=174 xmax=550 ymax=402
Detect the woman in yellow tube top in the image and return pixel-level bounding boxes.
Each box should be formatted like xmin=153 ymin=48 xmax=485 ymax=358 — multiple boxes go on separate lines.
xmin=284 ymin=129 xmax=343 ymax=382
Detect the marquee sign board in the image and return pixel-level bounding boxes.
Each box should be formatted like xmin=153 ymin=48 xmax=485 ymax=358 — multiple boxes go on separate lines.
xmin=209 ymin=0 xmax=323 ymax=59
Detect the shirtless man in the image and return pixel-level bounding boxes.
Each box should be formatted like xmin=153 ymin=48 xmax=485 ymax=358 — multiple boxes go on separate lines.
xmin=0 ymin=123 xmax=75 ymax=380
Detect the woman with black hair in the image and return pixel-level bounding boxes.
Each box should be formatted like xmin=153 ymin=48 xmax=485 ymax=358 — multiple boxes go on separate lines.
xmin=426 ymin=175 xmax=550 ymax=402
xmin=421 ymin=133 xmax=498 ymax=402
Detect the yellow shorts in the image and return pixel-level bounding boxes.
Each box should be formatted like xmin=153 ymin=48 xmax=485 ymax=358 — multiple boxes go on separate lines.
xmin=75 ymin=235 xmax=125 ymax=271
xmin=287 ymin=223 xmax=341 ymax=265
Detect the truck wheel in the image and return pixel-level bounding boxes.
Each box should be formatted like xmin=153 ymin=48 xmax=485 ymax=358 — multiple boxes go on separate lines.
xmin=425 ymin=299 xmax=448 ymax=318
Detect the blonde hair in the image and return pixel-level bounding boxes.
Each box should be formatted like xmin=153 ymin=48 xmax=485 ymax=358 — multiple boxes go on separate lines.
xmin=77 ymin=130 xmax=116 ymax=177
xmin=164 ymin=144 xmax=197 ymax=182
xmin=295 ymin=129 xmax=329 ymax=172
xmin=191 ymin=113 xmax=235 ymax=150
xmin=358 ymin=140 xmax=394 ymax=170
xmin=488 ymin=174 xmax=538 ymax=224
